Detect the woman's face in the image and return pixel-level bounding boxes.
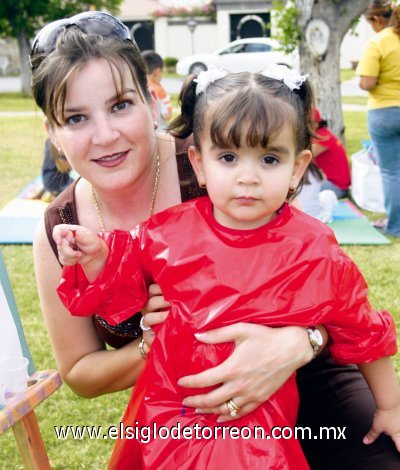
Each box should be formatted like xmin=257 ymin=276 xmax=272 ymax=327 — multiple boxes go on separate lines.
xmin=47 ymin=58 xmax=157 ymax=192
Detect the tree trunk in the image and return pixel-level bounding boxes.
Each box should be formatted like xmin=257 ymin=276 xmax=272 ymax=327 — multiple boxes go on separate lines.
xmin=297 ymin=0 xmax=371 ymax=142
xmin=17 ymin=30 xmax=32 ymax=96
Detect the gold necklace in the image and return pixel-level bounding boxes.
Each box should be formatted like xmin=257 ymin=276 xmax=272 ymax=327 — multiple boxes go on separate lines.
xmin=91 ymin=154 xmax=161 ymax=231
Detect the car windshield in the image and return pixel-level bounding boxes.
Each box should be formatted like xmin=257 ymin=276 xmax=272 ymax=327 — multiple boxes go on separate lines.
xmin=244 ymin=43 xmax=272 ymax=53
xmin=219 ymin=42 xmax=272 ymax=55
xmin=220 ymin=44 xmax=246 ymax=55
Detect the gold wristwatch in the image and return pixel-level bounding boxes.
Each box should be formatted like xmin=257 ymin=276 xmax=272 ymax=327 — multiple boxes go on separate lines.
xmin=305 ymin=327 xmax=324 ymax=358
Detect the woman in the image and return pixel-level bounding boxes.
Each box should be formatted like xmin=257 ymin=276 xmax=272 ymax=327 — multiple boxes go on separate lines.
xmin=357 ymin=0 xmax=400 ymax=237
xmin=31 ymin=11 xmax=399 ymax=468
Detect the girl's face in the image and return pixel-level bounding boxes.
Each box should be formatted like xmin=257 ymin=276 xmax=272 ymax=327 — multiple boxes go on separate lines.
xmin=46 ymin=58 xmax=157 ymax=192
xmin=189 ymin=123 xmax=311 ymax=230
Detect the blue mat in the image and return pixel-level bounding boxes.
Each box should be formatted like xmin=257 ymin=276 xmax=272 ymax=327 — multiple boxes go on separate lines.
xmin=329 ymin=200 xmax=390 ymax=245
xmin=0 ymin=186 xmax=389 ymax=246
xmin=0 ymin=178 xmax=48 ymax=244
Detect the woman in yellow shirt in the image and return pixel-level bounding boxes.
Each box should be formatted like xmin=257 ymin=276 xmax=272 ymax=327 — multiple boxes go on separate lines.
xmin=357 ymin=1 xmax=400 ymax=237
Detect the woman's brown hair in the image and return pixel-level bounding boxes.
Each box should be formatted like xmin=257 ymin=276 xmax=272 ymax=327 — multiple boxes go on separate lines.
xmin=31 ymin=28 xmax=150 ymax=127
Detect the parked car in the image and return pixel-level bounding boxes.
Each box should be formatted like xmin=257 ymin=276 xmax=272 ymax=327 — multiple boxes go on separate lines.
xmin=176 ymin=38 xmax=298 ymax=76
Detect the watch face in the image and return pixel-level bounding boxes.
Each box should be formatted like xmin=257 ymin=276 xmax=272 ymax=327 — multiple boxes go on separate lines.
xmin=311 ymin=329 xmax=323 ymax=347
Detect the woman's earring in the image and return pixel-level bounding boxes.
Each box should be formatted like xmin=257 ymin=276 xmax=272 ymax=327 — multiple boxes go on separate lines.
xmin=288 ymin=185 xmax=297 ymax=194
xmin=199 ymin=180 xmax=206 ymax=188
xmin=154 ymin=121 xmax=158 ymax=130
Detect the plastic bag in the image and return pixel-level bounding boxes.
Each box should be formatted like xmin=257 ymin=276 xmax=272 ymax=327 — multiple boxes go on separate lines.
xmin=351 ymin=142 xmax=385 ymax=213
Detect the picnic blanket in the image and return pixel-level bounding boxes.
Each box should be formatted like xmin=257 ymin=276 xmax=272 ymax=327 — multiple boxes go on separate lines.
xmin=328 ymin=199 xmax=390 ymax=245
xmin=0 ymin=180 xmax=390 ymax=245
xmin=0 ymin=177 xmax=48 ymax=244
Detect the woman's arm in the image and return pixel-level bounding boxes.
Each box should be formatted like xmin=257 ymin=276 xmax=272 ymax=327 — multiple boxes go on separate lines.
xmin=142 ymin=286 xmax=329 ymax=421
xmin=177 ymin=323 xmax=328 ymax=422
xmin=33 ymin=220 xmax=145 ymax=398
xmin=359 ymin=75 xmax=378 ymax=91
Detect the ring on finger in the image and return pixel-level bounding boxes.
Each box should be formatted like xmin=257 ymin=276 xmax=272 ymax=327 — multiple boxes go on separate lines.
xmin=226 ymin=398 xmax=241 ymax=417
xmin=138 ymin=338 xmax=147 ymax=359
xmin=140 ymin=316 xmax=152 ymax=332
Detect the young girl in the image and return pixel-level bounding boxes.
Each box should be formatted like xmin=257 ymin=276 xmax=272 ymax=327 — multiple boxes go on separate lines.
xmin=54 ymin=66 xmax=399 ymax=469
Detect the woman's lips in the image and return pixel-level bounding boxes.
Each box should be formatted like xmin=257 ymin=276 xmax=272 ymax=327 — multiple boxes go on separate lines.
xmin=92 ymin=150 xmax=128 ymax=167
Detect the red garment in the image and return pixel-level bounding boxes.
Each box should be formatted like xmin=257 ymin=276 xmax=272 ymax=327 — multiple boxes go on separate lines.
xmin=313 ymin=127 xmax=351 ymax=190
xmin=58 ymin=197 xmax=397 ymax=470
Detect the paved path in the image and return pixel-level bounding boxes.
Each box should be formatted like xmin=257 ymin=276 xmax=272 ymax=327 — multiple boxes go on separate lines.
xmin=0 ymin=76 xmax=367 ymax=114
xmin=0 ymin=75 xmax=367 ymax=96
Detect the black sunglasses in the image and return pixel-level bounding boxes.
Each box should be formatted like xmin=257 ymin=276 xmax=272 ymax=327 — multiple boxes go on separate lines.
xmin=29 ymin=11 xmax=132 ymax=70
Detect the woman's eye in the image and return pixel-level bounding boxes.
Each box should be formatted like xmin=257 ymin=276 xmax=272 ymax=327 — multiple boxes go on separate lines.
xmin=219 ymin=153 xmax=236 ymax=163
xmin=262 ymin=155 xmax=279 ymax=165
xmin=112 ymin=100 xmax=131 ymax=112
xmin=65 ymin=115 xmax=85 ymax=125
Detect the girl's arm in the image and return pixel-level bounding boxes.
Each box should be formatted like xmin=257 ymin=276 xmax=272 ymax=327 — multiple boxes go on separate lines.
xmin=359 ymin=357 xmax=400 ymax=451
xmin=34 ymin=221 xmax=145 ymax=397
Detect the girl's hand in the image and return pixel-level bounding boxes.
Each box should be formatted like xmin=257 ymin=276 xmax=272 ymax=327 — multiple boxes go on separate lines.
xmin=52 ymin=224 xmax=108 ymax=270
xmin=141 ymin=283 xmax=171 ymax=347
xmin=177 ymin=323 xmax=313 ymax=422
xmin=363 ymin=405 xmax=400 ymax=452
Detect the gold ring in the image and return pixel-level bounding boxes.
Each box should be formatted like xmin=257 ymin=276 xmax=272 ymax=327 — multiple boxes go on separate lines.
xmin=139 ymin=338 xmax=147 ymax=359
xmin=226 ymin=399 xmax=241 ymax=417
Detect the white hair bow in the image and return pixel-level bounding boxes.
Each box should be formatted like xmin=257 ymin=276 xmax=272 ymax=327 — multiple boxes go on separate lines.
xmin=194 ymin=67 xmax=229 ymax=95
xmin=261 ymin=64 xmax=308 ymax=91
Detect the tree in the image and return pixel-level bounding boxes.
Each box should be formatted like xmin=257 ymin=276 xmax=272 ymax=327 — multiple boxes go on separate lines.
xmin=0 ymin=0 xmax=123 ymax=95
xmin=273 ymin=0 xmax=371 ymax=141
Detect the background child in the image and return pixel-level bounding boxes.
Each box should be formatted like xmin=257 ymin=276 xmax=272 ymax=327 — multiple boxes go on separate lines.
xmin=142 ymin=50 xmax=172 ymax=130
xmin=54 ymin=66 xmax=399 ymax=469
xmin=311 ymin=108 xmax=351 ymax=199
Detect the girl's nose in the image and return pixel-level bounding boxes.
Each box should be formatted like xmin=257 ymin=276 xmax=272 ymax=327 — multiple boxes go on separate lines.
xmin=91 ymin=116 xmax=120 ymax=146
xmin=237 ymin=164 xmax=260 ymax=185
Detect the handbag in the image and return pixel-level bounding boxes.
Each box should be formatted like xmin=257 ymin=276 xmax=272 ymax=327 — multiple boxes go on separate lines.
xmin=351 ymin=142 xmax=385 ymax=213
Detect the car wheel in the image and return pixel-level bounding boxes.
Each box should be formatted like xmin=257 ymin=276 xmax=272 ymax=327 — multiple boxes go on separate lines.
xmin=189 ymin=62 xmax=207 ymax=74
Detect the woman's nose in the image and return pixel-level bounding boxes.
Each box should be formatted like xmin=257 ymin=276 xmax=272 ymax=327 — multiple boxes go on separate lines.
xmin=91 ymin=116 xmax=120 ymax=146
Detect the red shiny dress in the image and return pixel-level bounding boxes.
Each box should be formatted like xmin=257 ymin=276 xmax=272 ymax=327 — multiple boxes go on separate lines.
xmin=58 ymin=197 xmax=397 ymax=470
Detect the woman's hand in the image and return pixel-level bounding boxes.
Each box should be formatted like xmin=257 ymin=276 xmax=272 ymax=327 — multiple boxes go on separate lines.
xmin=177 ymin=323 xmax=314 ymax=422
xmin=141 ymin=284 xmax=171 ymax=348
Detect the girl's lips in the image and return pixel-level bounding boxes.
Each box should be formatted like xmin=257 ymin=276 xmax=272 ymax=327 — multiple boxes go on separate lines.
xmin=235 ymin=196 xmax=258 ymax=204
xmin=92 ymin=151 xmax=128 ymax=168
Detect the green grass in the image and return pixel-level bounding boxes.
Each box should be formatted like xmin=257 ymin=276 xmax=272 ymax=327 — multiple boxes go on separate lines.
xmin=342 ymin=96 xmax=368 ymax=106
xmin=341 ymin=68 xmax=356 ymax=82
xmin=0 ymin=92 xmax=398 ymax=468
xmin=0 ymin=93 xmax=37 ymax=112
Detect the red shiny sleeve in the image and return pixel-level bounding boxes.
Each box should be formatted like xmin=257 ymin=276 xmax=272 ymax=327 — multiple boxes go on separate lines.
xmin=326 ymin=252 xmax=397 ymax=364
xmin=57 ymin=229 xmax=149 ymax=325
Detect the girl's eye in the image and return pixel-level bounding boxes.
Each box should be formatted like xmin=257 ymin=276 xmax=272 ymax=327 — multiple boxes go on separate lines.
xmin=219 ymin=153 xmax=236 ymax=163
xmin=262 ymin=155 xmax=279 ymax=165
xmin=112 ymin=100 xmax=131 ymax=112
xmin=65 ymin=115 xmax=85 ymax=125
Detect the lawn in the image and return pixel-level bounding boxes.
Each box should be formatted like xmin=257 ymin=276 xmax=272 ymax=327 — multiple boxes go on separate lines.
xmin=0 ymin=93 xmax=399 ymax=468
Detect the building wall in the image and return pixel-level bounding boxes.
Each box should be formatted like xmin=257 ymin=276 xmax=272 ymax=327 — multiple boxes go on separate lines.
xmin=155 ymin=17 xmax=218 ymax=58
xmin=340 ymin=16 xmax=373 ymax=69
xmin=155 ymin=12 xmax=373 ymax=69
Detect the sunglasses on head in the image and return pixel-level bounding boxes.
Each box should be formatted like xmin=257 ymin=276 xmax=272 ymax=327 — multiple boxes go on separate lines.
xmin=29 ymin=11 xmax=132 ymax=70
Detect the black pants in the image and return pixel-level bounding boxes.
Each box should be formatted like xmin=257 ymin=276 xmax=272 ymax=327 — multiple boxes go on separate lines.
xmin=296 ymin=350 xmax=400 ymax=469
